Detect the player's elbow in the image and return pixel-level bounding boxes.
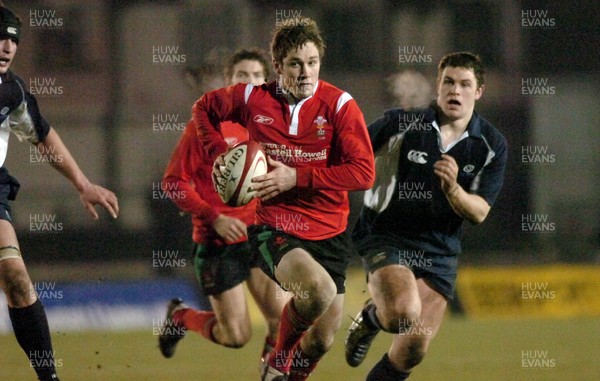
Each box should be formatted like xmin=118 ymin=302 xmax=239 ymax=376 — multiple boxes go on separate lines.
xmin=160 ymin=179 xmax=179 ymax=199
xmin=468 ymin=214 xmax=486 ymax=225
xmin=467 ymin=207 xmax=490 ymax=225
xmin=355 ymin=164 xmax=375 ymax=191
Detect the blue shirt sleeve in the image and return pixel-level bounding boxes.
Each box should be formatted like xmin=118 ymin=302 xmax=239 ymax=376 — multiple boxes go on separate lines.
xmin=472 ymin=129 xmax=507 ymax=207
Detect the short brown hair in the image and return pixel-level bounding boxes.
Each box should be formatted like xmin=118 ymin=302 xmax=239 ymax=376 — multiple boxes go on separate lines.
xmin=223 ymin=48 xmax=270 ymax=83
xmin=270 ymin=17 xmax=325 ymax=64
xmin=437 ymin=52 xmax=485 ymax=88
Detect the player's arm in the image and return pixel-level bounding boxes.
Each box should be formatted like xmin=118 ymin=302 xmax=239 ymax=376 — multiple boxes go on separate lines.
xmin=435 ymin=142 xmax=506 ymax=224
xmin=35 ymin=128 xmax=119 ymax=219
xmin=434 ymin=154 xmax=490 ymax=224
xmin=163 ymin=122 xmax=246 ymax=242
xmin=11 ymin=77 xmax=118 ymax=219
xmin=193 ymin=85 xmax=243 ymax=160
xmin=163 ymin=122 xmax=218 ymax=221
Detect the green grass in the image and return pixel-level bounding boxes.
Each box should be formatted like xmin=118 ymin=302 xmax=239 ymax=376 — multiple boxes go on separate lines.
xmin=1 ymin=317 xmax=598 ymax=380
xmin=1 ymin=268 xmax=598 ymax=380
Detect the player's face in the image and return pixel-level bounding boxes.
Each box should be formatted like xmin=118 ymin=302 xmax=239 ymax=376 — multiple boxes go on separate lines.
xmin=274 ymin=41 xmax=320 ymax=99
xmin=436 ymin=66 xmax=483 ymax=121
xmin=230 ymin=59 xmax=266 ymax=86
xmin=0 ymin=38 xmax=17 ymax=74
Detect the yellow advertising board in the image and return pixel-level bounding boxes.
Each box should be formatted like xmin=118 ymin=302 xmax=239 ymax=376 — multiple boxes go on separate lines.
xmin=457 ymin=265 xmax=600 ymax=318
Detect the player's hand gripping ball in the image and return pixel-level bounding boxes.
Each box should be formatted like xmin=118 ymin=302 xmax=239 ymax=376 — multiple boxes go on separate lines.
xmin=213 ymin=140 xmax=268 ymax=206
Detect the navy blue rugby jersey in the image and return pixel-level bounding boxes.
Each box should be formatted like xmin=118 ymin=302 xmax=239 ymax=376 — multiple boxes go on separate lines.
xmin=0 ymin=70 xmax=51 ymax=167
xmin=354 ymin=102 xmax=507 ymax=256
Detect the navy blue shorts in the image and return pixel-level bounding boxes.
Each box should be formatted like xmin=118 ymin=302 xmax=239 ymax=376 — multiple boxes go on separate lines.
xmin=193 ymin=241 xmax=253 ymax=296
xmin=360 ymin=244 xmax=457 ymax=300
xmin=0 ymin=168 xmax=20 ymax=223
xmin=249 ymin=225 xmax=353 ymax=294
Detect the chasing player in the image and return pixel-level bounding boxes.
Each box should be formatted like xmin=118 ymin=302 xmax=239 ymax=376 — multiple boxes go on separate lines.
xmin=194 ymin=17 xmax=375 ymax=381
xmin=345 ymin=52 xmax=507 ymax=380
xmin=0 ymin=5 xmax=119 ymax=381
xmin=159 ymin=49 xmax=288 ymax=365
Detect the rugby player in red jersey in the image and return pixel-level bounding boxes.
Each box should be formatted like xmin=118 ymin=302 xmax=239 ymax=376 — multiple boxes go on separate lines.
xmin=159 ymin=49 xmax=288 ymax=367
xmin=194 ymin=18 xmax=375 ymax=381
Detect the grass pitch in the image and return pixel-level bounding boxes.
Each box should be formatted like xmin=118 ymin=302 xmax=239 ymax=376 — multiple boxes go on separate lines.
xmin=1 ymin=268 xmax=598 ymax=380
xmin=1 ymin=317 xmax=597 ymax=380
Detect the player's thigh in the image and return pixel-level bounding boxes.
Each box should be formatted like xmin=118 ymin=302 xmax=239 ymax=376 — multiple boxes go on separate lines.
xmin=276 ymin=248 xmax=335 ymax=296
xmin=246 ymin=267 xmax=289 ymax=321
xmin=0 ymin=219 xmax=19 ymax=247
xmin=389 ymin=278 xmax=448 ymax=360
xmin=209 ymin=283 xmax=251 ymax=331
xmin=368 ymin=264 xmax=421 ymax=319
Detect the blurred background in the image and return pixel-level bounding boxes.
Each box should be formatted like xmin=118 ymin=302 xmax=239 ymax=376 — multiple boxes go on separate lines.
xmin=1 ymin=0 xmax=599 ymax=379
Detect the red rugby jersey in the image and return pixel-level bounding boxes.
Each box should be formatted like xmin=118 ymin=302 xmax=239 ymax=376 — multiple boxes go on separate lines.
xmin=193 ymin=80 xmax=375 ymax=240
xmin=163 ymin=120 xmax=255 ymax=245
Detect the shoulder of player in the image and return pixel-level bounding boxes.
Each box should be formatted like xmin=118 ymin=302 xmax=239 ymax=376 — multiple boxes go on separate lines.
xmin=470 ymin=112 xmax=507 ymax=148
xmin=313 ymin=80 xmax=356 ymax=114
xmin=0 ymin=71 xmax=26 ymax=111
xmin=9 ymin=72 xmax=27 ymax=92
xmin=237 ymin=82 xmax=273 ymax=104
xmin=0 ymin=70 xmax=18 ymax=83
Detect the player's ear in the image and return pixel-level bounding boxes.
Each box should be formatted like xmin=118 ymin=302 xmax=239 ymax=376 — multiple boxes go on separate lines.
xmin=475 ymin=84 xmax=484 ymax=100
xmin=272 ymin=59 xmax=283 ymax=75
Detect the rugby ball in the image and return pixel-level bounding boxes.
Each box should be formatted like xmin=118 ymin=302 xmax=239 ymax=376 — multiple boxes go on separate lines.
xmin=214 ymin=140 xmax=267 ymax=206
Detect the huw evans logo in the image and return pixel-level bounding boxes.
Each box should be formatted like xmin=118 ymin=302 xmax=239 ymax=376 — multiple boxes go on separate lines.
xmin=29 ymin=77 xmax=63 ymax=97
xmin=398 ymin=113 xmax=431 ymax=133
xmin=521 ymin=282 xmax=555 ymax=301
xmin=521 ymin=350 xmax=556 ymax=368
xmin=30 ymin=282 xmax=63 ymax=301
xmin=29 ymin=9 xmax=64 ymax=29
xmin=152 ymin=250 xmax=186 ymax=269
xmin=275 ymin=213 xmax=309 ymax=233
xmin=28 ymin=350 xmax=63 ymax=369
xmin=521 ymin=78 xmax=556 ymax=97
xmin=521 ymin=10 xmax=556 ymax=29
xmin=275 ymin=10 xmax=309 ymax=27
xmin=398 ymin=46 xmax=433 ymax=65
xmin=521 ymin=146 xmax=555 ymax=164
xmin=398 ymin=182 xmax=432 ymax=201
xmin=521 ymin=214 xmax=555 ymax=233
xmin=29 ymin=214 xmax=63 ymax=233
xmin=278 ymin=282 xmax=309 ymax=300
xmin=152 ymin=182 xmax=186 ymax=201
xmin=29 ymin=145 xmax=63 ymax=164
xmin=398 ymin=250 xmax=432 ymax=268
xmin=152 ymin=113 xmax=186 ymax=133
xmin=152 ymin=46 xmax=186 ymax=65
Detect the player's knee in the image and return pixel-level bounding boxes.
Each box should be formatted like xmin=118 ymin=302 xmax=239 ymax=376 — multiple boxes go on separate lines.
xmin=265 ymin=316 xmax=281 ymax=338
xmin=303 ymin=277 xmax=336 ymax=315
xmin=1 ymin=270 xmax=34 ymax=307
xmin=381 ymin=300 xmax=421 ymax=333
xmin=220 ymin=324 xmax=252 ymax=348
xmin=303 ymin=330 xmax=335 ymax=357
